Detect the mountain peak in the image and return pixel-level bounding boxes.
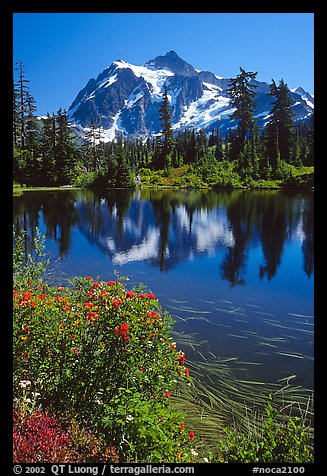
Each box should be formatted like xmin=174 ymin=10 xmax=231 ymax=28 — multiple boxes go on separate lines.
xmin=145 ymin=50 xmax=197 ymax=77
xmin=68 ymin=51 xmax=314 ymax=139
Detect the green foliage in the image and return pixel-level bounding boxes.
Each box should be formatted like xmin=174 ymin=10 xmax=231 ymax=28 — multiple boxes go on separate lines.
xmin=13 ymin=227 xmax=51 ymax=287
xmin=73 ymin=170 xmax=97 ymax=188
xmin=214 ymin=395 xmax=313 ymax=463
xmin=138 ymin=168 xmax=166 ymax=186
xmin=102 ymin=388 xmax=189 ymax=462
xmin=282 ymin=166 xmax=314 ymax=189
xmin=195 ymin=159 xmax=243 ymax=188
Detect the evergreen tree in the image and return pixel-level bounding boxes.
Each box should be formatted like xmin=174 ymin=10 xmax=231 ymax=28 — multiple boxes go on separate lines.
xmin=40 ymin=113 xmax=56 ymax=184
xmin=56 ymin=108 xmax=78 ymax=184
xmin=290 ymin=130 xmax=302 ymax=167
xmin=306 ymin=113 xmax=314 ymax=166
xmin=14 ymin=60 xmax=32 ymax=149
xmin=114 ymin=140 xmax=134 ymax=188
xmin=24 ymin=93 xmax=38 ymax=151
xmin=83 ymin=119 xmax=103 ymax=172
xmin=265 ymin=126 xmax=281 ymax=173
xmin=187 ymin=129 xmax=197 ymax=164
xmin=196 ymin=129 xmax=208 ymax=160
xmin=13 ymin=79 xmax=20 ymax=148
xmin=23 ymin=94 xmax=41 ymax=184
xmin=227 ymin=67 xmax=258 ymax=162
xmin=267 ymin=79 xmax=295 ymax=165
xmin=158 ymin=86 xmax=174 ymax=170
xmin=13 ymin=60 xmax=42 ymax=184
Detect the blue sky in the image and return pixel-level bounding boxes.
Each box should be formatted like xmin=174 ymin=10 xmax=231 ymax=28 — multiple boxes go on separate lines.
xmin=13 ymin=13 xmax=314 ymax=116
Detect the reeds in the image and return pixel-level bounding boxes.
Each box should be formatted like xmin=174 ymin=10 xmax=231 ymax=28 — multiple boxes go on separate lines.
xmin=171 ymin=329 xmax=314 ymax=449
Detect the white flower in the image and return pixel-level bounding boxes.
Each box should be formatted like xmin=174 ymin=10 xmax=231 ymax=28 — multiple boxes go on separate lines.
xmin=126 ymin=415 xmax=134 ymax=422
xmin=19 ymin=380 xmax=31 ymax=388
xmin=203 ymin=458 xmax=209 ymax=463
xmin=191 ymin=449 xmax=199 ymax=456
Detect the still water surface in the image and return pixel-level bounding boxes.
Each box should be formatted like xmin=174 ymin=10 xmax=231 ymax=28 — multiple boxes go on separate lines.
xmin=13 ymin=188 xmax=314 ymax=389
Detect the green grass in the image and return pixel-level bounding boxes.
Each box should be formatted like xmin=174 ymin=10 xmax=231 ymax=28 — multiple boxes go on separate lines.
xmin=13 ymin=185 xmax=83 ymax=195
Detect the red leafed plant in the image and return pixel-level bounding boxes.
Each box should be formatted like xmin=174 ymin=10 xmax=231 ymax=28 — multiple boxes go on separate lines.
xmin=13 ymin=405 xmax=119 ymax=463
xmin=13 ymin=406 xmax=74 ymax=463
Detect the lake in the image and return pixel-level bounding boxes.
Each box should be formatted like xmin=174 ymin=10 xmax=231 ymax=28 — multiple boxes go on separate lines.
xmin=13 ymin=188 xmax=314 ymax=390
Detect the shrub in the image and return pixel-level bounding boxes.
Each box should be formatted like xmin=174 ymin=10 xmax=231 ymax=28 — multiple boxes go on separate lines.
xmin=73 ymin=171 xmax=97 ymax=188
xmin=13 ymin=275 xmax=196 ymax=461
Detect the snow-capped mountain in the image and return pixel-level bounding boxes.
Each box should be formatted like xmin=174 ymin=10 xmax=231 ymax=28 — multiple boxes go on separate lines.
xmin=67 ymin=50 xmax=314 ymax=141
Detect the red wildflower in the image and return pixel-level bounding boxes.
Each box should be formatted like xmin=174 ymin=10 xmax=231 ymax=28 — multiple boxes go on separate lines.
xmin=165 ymin=391 xmax=170 ymax=398
xmin=126 ymin=291 xmax=134 ymax=298
xmin=108 ymin=280 xmax=116 ymax=286
xmin=140 ymin=367 xmax=145 ymax=372
xmin=179 ymin=352 xmax=186 ymax=365
xmin=112 ymin=299 xmax=122 ymax=307
xmin=57 ymin=286 xmax=65 ymax=291
xmin=72 ymin=348 xmax=80 ymax=355
xmin=64 ymin=305 xmax=71 ymax=311
xmin=184 ymin=367 xmax=190 ymax=376
xmin=13 ymin=291 xmax=19 ymax=296
xmin=30 ymin=301 xmax=36 ymax=308
xmin=28 ymin=279 xmax=33 ymax=284
xmin=147 ymin=293 xmax=156 ymax=300
xmin=87 ymin=290 xmax=94 ymax=296
xmin=83 ymin=302 xmax=94 ymax=307
xmin=189 ymin=431 xmax=195 ymax=439
xmin=92 ymin=281 xmax=100 ymax=288
xmin=147 ymin=311 xmax=160 ymax=318
xmin=114 ymin=323 xmax=130 ymax=340
xmin=39 ymin=294 xmax=46 ymax=300
xmin=86 ymin=276 xmax=93 ymax=281
xmin=180 ymin=422 xmax=185 ymax=431
xmin=23 ymin=292 xmax=32 ymax=300
xmin=86 ymin=311 xmax=99 ymax=322
xmin=138 ymin=293 xmax=148 ymax=299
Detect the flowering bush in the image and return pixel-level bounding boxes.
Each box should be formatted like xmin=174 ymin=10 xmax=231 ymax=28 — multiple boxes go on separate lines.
xmin=13 ymin=275 xmax=199 ymax=462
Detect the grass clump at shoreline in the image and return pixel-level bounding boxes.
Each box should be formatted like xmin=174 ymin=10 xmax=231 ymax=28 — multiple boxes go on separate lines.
xmin=13 ymin=228 xmax=314 ymax=463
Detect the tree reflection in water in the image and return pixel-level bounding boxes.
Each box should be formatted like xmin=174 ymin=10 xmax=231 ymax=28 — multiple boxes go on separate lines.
xmin=13 ymin=189 xmax=314 ymax=284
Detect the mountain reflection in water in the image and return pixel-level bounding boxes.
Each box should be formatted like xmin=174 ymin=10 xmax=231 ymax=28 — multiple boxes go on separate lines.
xmin=13 ymin=188 xmax=313 ymax=284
